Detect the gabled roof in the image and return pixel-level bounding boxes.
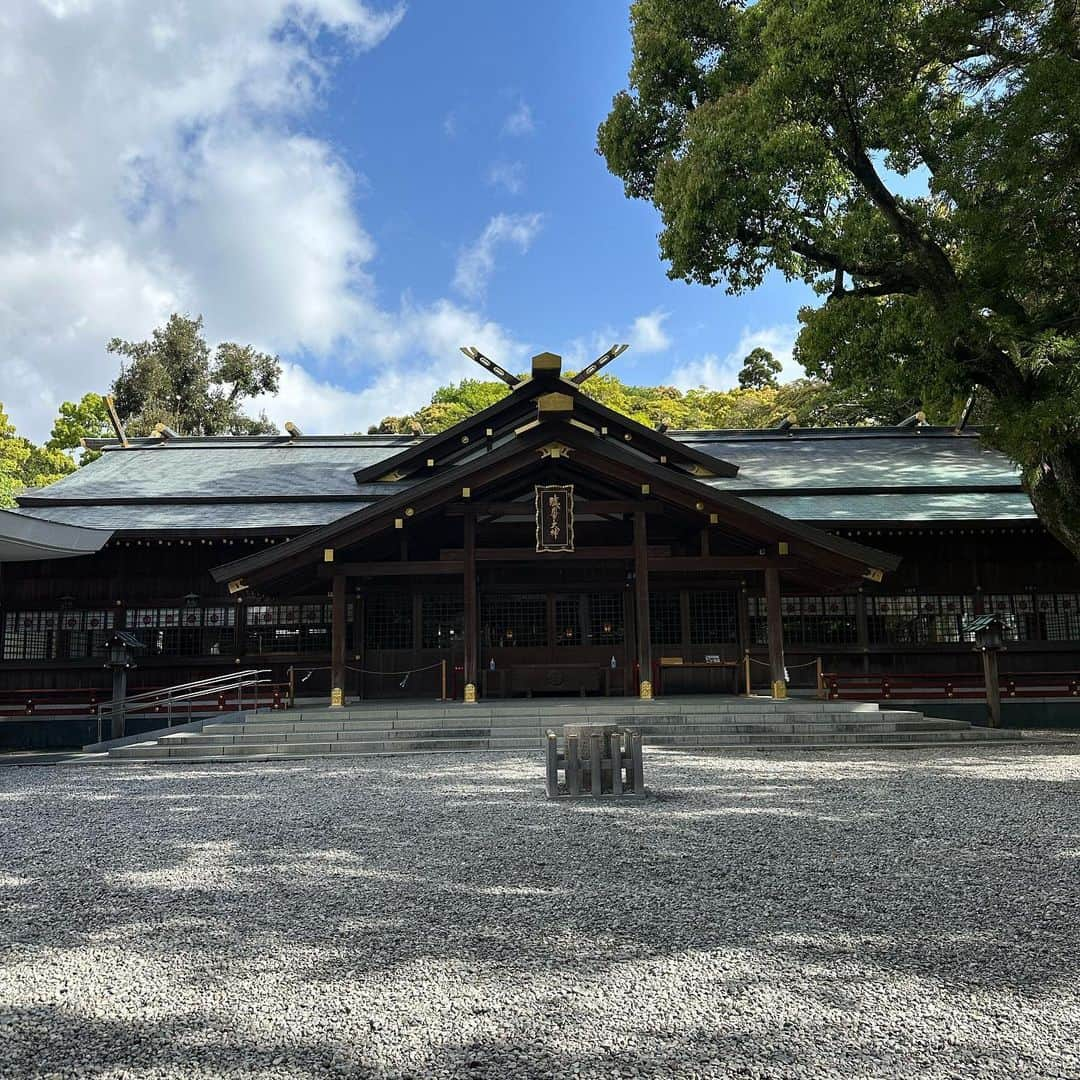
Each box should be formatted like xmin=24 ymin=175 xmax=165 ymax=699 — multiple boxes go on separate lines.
xmin=209 ymin=421 xmax=901 ymax=590
xmin=349 ymin=362 xmax=740 ymax=485
xmin=8 ymin=345 xmax=1032 ymax=540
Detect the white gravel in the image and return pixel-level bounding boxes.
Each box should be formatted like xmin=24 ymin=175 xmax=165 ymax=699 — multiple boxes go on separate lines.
xmin=1 ymin=744 xmax=1079 ymax=1080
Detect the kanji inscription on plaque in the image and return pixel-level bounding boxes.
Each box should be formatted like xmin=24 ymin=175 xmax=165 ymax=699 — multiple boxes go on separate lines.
xmin=535 ymin=484 xmax=574 ymax=552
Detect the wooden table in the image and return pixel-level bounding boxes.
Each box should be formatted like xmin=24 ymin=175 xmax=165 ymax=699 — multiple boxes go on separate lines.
xmin=655 ymin=661 xmax=741 ymax=695
xmin=483 ymin=664 xmax=614 ymax=698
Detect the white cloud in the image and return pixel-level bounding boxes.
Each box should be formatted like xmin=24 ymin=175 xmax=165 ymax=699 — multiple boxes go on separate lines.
xmin=0 ymin=0 xmax=425 ymax=441
xmin=486 ymin=160 xmax=525 ymax=195
xmin=560 ymin=309 xmax=673 ymax=374
xmin=668 ymin=324 xmax=801 ymax=391
xmin=502 ymin=100 xmax=534 ymax=136
xmin=628 ymin=309 xmax=671 ymax=354
xmin=452 ymin=213 xmax=544 ymax=301
xmin=252 ymin=302 xmax=529 ymax=432
xmin=442 ymin=111 xmax=457 ymax=138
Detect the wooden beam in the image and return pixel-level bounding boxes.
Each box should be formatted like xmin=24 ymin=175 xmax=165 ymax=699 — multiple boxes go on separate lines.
xmin=571 ymin=343 xmax=629 ymax=385
xmin=330 ymin=573 xmax=346 ymax=708
xmin=459 ymin=345 xmax=518 ymax=387
xmin=764 ymin=567 xmax=786 ymax=699
xmin=319 ymin=560 xmax=464 ymax=577
xmin=647 ymin=556 xmax=781 ymax=572
xmin=463 ymin=512 xmax=478 ymax=702
xmin=445 ymin=500 xmax=664 ymax=517
xmin=633 ymin=511 xmax=652 ymax=700
xmin=438 ymin=545 xmax=671 ymax=562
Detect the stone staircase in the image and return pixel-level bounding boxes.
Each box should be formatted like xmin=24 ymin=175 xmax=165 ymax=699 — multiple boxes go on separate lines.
xmin=104 ymin=696 xmax=1022 ymax=761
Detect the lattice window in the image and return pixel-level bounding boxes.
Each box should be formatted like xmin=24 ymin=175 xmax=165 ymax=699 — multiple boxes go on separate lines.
xmin=2 ymin=609 xmax=116 ymax=661
xmin=364 ymin=594 xmax=412 ymax=650
xmin=421 ymin=595 xmax=463 ymax=648
xmin=866 ymin=594 xmax=974 ymax=645
xmin=246 ymin=601 xmax=353 ymax=655
xmin=649 ymin=591 xmax=681 ymax=646
xmin=3 ymin=610 xmax=58 ymax=660
xmin=689 ymin=591 xmax=737 ymax=645
xmin=128 ymin=606 xmax=237 ymax=656
xmin=554 ymin=596 xmax=582 ymax=647
xmin=481 ymin=594 xmax=547 ymax=648
xmin=748 ymin=595 xmax=858 ymax=646
xmin=589 ymin=593 xmax=624 ymax=646
xmin=1033 ymin=594 xmax=1080 ymax=641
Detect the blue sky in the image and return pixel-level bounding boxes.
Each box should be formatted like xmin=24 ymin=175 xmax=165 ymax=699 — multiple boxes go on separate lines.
xmin=0 ymin=1 xmax=812 ymax=441
xmin=317 ymin=0 xmax=811 ymax=381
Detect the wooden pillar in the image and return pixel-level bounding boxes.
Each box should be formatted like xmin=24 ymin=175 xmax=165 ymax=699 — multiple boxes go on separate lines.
xmin=981 ymin=648 xmax=1002 ymax=728
xmin=764 ymin=567 xmax=787 ymax=699
xmin=855 ymin=586 xmax=871 ymax=674
xmin=330 ymin=573 xmax=346 ymax=707
xmin=463 ymin=511 xmax=478 ymax=702
xmin=633 ymin=511 xmax=653 ymax=699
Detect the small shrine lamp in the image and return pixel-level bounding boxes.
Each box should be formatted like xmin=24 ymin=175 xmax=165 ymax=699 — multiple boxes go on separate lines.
xmin=962 ymin=614 xmax=1007 ymax=729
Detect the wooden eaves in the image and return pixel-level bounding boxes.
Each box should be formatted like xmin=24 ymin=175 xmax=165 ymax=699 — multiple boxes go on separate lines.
xmin=212 ymin=421 xmax=900 ymax=591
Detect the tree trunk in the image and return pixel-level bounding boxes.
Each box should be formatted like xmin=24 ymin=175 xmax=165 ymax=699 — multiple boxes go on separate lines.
xmin=1024 ymin=438 xmax=1080 ymax=561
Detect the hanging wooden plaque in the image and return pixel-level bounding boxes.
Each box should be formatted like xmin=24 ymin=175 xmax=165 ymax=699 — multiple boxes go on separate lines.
xmin=536 ymin=484 xmax=574 ymax=552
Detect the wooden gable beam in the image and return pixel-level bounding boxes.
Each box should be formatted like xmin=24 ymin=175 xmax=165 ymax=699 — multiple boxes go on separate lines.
xmin=571 ymin=343 xmax=629 ymax=385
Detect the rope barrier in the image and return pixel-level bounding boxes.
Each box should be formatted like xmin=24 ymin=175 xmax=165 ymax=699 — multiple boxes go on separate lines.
xmin=345 ymin=662 xmax=444 ymax=676
xmin=746 ymin=656 xmax=820 ymax=669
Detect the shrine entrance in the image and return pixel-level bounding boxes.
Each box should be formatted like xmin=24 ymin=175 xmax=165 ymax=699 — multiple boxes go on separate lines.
xmin=212 ymin=348 xmax=898 ymax=704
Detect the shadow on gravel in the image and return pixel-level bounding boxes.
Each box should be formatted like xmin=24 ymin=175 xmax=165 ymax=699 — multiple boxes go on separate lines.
xmin=1 ymin=749 xmax=1078 ymax=1078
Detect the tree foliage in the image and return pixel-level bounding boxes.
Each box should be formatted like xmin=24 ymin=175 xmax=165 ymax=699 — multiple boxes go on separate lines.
xmin=370 ymin=372 xmax=917 ymax=436
xmin=598 ymin=0 xmax=1080 ymax=556
xmin=109 ymin=314 xmax=280 ymax=437
xmin=0 ymin=402 xmax=77 ymax=508
xmin=47 ymin=393 xmax=113 ymax=465
xmin=738 ymin=347 xmax=782 ymax=389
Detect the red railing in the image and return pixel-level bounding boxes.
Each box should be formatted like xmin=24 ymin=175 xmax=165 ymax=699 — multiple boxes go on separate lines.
xmin=823 ymin=670 xmax=1080 ymax=701
xmin=0 ymin=684 xmax=289 ymax=719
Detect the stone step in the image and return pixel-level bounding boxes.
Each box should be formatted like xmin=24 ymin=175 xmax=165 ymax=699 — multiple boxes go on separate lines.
xmin=201 ymin=709 xmax=923 ymax=736
xmin=180 ymin=718 xmax=972 ymax=747
xmin=110 ymin=723 xmax=1019 ymax=760
xmin=279 ymin=700 xmax=883 ymax=722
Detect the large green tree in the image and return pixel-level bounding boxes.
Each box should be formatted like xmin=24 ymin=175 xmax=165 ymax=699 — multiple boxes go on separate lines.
xmin=738 ymin=347 xmax=782 ymax=389
xmin=109 ymin=314 xmax=281 ymax=436
xmin=598 ymin=0 xmax=1080 ymax=555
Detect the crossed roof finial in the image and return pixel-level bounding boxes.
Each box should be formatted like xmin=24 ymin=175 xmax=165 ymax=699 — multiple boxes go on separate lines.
xmin=459 ymin=343 xmax=629 ymax=387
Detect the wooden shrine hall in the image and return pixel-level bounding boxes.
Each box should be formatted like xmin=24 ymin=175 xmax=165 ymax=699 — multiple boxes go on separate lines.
xmin=210 ymin=350 xmax=898 ymax=704
xmin=2 ymin=346 xmax=1078 ymax=712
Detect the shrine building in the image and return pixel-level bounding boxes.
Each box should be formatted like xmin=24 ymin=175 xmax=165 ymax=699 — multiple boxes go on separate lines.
xmin=1 ymin=348 xmax=1077 ymax=715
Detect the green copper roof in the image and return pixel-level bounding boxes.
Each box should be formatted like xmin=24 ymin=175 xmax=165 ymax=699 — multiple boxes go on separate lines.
xmin=10 ymin=426 xmax=1031 ymax=534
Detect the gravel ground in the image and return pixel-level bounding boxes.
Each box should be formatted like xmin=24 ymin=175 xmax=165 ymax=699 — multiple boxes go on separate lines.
xmin=1 ymin=745 xmax=1079 ymax=1080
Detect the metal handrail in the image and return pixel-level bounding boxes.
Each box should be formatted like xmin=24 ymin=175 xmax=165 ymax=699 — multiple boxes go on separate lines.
xmin=96 ymin=669 xmax=273 ymax=743
xmin=101 ymin=669 xmax=269 ymax=709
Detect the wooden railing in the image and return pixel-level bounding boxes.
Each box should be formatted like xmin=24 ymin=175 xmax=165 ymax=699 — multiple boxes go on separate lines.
xmin=822 ymin=670 xmax=1080 ymax=701
xmin=0 ymin=682 xmax=289 ymax=720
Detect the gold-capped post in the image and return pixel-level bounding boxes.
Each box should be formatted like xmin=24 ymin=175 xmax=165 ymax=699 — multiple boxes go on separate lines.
xmin=531 ymin=351 xmax=562 ymax=379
